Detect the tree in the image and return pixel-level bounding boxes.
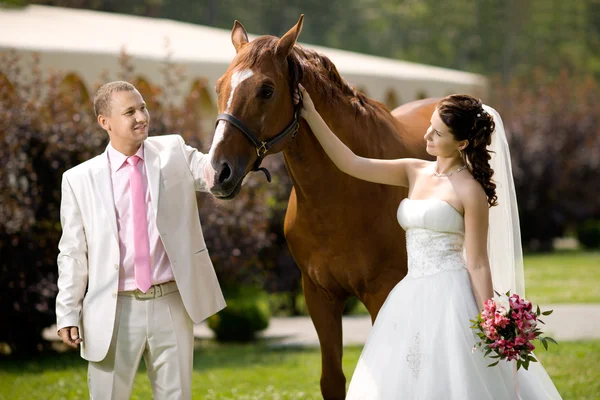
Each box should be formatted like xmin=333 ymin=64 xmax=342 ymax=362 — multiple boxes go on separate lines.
xmin=491 ymin=70 xmax=600 ymax=250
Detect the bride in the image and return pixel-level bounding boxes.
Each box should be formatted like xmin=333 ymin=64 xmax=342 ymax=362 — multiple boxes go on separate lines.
xmin=294 ymin=84 xmax=562 ymax=399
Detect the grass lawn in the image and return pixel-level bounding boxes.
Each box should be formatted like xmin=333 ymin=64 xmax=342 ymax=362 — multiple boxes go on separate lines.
xmin=1 ymin=251 xmax=597 ymax=399
xmin=523 ymin=251 xmax=600 ymax=304
xmin=1 ymin=340 xmax=598 ymax=399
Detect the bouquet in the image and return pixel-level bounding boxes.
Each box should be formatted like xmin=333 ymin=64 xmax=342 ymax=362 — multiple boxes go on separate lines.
xmin=470 ymin=291 xmax=557 ymax=370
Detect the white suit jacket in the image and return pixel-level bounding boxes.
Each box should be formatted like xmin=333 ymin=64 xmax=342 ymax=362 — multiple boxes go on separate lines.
xmin=56 ymin=135 xmax=226 ymax=362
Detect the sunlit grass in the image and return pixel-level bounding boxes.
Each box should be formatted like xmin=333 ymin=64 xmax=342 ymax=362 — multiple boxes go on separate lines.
xmin=1 ymin=340 xmax=597 ymax=399
xmin=523 ymin=251 xmax=600 ymax=304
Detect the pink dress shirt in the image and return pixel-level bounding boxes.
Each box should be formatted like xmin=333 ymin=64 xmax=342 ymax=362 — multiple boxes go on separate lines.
xmin=107 ymin=143 xmax=174 ymax=291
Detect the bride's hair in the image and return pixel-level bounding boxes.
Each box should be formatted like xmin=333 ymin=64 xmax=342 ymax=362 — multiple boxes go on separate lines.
xmin=437 ymin=94 xmax=498 ymax=207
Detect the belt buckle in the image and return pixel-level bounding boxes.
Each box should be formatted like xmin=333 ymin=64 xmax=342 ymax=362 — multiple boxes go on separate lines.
xmin=134 ymin=287 xmax=155 ymax=300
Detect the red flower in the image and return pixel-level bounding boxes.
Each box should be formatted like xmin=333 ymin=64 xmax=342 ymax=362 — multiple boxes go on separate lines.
xmin=471 ymin=292 xmax=555 ymax=370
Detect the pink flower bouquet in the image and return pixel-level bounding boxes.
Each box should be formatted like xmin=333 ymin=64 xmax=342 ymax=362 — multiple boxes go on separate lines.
xmin=470 ymin=291 xmax=557 ymax=370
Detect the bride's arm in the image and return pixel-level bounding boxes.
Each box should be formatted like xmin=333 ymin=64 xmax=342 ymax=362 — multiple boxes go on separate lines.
xmin=460 ymin=181 xmax=495 ymax=311
xmin=296 ymin=84 xmax=418 ymax=188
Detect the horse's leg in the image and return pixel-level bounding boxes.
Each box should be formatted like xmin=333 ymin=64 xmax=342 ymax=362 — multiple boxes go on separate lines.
xmin=302 ymin=273 xmax=346 ymax=400
xmin=362 ymin=279 xmax=400 ymax=323
xmin=362 ymin=292 xmax=388 ymax=324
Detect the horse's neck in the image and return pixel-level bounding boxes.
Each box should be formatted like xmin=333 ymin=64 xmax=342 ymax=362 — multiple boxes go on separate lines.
xmin=282 ymin=95 xmax=402 ymax=203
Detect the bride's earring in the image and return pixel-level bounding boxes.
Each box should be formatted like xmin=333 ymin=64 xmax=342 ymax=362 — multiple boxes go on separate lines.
xmin=458 ymin=149 xmax=463 ymax=158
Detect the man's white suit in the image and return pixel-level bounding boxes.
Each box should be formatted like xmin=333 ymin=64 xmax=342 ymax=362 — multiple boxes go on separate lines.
xmin=56 ymin=134 xmax=226 ymax=362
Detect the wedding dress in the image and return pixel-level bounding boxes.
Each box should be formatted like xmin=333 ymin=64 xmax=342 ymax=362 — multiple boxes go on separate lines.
xmin=345 ymin=198 xmax=562 ymax=399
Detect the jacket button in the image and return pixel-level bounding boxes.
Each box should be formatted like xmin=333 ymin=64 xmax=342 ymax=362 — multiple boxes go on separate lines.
xmin=112 ymin=292 xmax=117 ymax=298
xmin=114 ymin=264 xmax=119 ymax=270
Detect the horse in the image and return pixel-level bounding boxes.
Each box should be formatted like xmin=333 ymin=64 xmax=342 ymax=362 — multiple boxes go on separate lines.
xmin=207 ymin=15 xmax=437 ymax=399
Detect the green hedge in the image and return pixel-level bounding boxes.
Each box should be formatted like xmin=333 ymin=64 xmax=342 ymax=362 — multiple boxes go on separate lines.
xmin=576 ymin=220 xmax=600 ymax=249
xmin=208 ymin=286 xmax=271 ymax=342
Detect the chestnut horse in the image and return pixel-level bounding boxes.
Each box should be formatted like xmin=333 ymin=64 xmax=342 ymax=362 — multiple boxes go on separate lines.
xmin=208 ymin=16 xmax=436 ymax=399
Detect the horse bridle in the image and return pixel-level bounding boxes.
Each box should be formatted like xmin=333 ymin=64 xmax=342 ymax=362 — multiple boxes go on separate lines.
xmin=214 ymin=63 xmax=302 ymax=183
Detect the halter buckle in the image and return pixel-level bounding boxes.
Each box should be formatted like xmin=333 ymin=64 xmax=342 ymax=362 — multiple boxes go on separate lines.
xmin=257 ymin=142 xmax=268 ymax=157
xmin=291 ymin=121 xmax=299 ymax=138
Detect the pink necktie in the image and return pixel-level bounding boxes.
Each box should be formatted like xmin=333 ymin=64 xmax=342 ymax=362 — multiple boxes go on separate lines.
xmin=127 ymin=155 xmax=152 ymax=293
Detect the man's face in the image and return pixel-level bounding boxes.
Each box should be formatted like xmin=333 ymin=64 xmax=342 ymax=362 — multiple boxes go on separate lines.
xmin=98 ymin=89 xmax=150 ymax=148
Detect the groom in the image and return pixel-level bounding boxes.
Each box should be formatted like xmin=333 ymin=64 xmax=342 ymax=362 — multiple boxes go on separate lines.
xmin=55 ymin=81 xmax=225 ymax=399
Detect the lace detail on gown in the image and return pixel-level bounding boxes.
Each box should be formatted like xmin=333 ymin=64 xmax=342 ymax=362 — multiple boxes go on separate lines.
xmin=406 ymin=332 xmax=422 ymax=379
xmin=405 ymin=229 xmax=466 ymax=277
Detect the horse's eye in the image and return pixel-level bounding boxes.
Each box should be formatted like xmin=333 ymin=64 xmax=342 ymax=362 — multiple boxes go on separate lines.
xmin=259 ymin=87 xmax=274 ymax=99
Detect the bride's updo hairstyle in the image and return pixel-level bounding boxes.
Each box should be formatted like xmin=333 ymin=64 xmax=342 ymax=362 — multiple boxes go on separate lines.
xmin=437 ymin=94 xmax=498 ymax=207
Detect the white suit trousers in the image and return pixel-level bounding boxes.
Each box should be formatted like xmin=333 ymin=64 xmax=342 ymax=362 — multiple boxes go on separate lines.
xmin=88 ymin=290 xmax=194 ymax=400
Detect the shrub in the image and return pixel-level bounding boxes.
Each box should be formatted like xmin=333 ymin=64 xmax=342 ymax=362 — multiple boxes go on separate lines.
xmin=490 ymin=69 xmax=600 ymax=251
xmin=576 ymin=220 xmax=600 ymax=249
xmin=207 ymin=285 xmax=270 ymax=342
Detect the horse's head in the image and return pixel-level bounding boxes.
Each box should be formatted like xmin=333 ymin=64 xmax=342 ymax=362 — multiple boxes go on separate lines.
xmin=208 ymin=16 xmax=304 ymax=199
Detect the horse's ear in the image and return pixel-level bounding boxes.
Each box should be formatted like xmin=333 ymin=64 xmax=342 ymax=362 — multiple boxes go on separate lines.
xmin=276 ymin=15 xmax=304 ymax=58
xmin=231 ymin=20 xmax=249 ymax=53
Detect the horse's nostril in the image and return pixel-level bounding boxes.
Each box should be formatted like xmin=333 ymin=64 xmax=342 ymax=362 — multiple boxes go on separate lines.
xmin=217 ymin=162 xmax=232 ymax=185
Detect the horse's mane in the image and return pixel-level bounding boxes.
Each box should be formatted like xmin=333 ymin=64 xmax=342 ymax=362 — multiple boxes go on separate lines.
xmin=238 ymin=36 xmax=391 ymax=119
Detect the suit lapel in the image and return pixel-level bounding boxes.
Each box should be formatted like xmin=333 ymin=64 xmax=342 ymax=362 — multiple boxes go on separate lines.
xmin=144 ymin=141 xmax=161 ymax=218
xmin=92 ymin=150 xmax=119 ymax=242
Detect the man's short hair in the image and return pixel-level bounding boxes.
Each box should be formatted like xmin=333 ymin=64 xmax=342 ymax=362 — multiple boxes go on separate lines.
xmin=93 ymin=81 xmax=136 ymax=117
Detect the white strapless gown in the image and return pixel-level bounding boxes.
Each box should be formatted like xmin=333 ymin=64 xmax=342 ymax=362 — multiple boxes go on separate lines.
xmin=346 ymin=198 xmax=562 ymax=399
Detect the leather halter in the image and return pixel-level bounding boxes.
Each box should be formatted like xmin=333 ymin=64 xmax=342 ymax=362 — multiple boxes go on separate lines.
xmin=214 ymin=63 xmax=302 ymax=183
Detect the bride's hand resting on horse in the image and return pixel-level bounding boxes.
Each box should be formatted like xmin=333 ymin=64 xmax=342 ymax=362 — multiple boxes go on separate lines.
xmin=294 ymin=84 xmax=316 ymax=119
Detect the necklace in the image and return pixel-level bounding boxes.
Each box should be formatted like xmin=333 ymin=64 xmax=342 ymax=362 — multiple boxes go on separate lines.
xmin=432 ymin=162 xmax=468 ymax=178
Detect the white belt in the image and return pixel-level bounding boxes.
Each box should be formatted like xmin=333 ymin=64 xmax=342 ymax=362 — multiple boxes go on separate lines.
xmin=118 ymin=281 xmax=178 ymax=300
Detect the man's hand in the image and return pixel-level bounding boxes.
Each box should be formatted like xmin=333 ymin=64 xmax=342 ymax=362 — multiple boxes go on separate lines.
xmin=201 ymin=157 xmax=216 ymax=190
xmin=58 ymin=326 xmax=83 ymax=348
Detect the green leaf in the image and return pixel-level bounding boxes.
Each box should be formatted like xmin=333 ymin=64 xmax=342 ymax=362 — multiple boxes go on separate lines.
xmin=546 ymin=337 xmax=558 ymax=345
xmin=542 ymin=310 xmax=553 ymax=316
xmin=487 ymin=361 xmax=500 ymax=367
xmin=541 ymin=338 xmax=548 ymax=351
xmin=528 ymin=356 xmax=538 ymax=363
xmin=536 ymin=305 xmax=541 ymax=315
